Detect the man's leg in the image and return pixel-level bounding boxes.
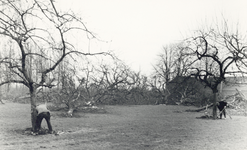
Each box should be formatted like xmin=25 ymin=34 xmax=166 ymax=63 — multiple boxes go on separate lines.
xmin=44 ymin=112 xmax=53 ymax=133
xmin=223 ymin=109 xmax=226 ymax=118
xmin=219 ymin=111 xmax=223 ymax=119
xmin=218 ymin=105 xmax=223 ymax=119
xmin=35 ymin=114 xmax=43 ymax=132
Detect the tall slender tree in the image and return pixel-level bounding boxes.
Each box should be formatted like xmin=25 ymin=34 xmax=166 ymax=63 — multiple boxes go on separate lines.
xmin=152 ymin=43 xmax=193 ymax=103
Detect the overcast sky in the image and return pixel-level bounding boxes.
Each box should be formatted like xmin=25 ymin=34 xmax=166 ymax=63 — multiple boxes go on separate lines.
xmin=59 ymin=0 xmax=247 ymax=75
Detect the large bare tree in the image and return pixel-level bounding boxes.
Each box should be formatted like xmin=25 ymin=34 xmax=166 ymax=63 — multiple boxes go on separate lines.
xmin=186 ymin=22 xmax=247 ymax=119
xmin=0 ymin=0 xmax=108 ymax=130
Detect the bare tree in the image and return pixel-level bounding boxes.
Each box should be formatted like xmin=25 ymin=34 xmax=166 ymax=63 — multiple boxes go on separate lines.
xmin=76 ymin=58 xmax=151 ymax=105
xmin=58 ymin=70 xmax=84 ymax=117
xmin=91 ymin=60 xmax=134 ymax=104
xmin=185 ymin=22 xmax=247 ymax=119
xmin=0 ymin=0 xmax=109 ymax=130
xmin=152 ymin=43 xmax=193 ymax=104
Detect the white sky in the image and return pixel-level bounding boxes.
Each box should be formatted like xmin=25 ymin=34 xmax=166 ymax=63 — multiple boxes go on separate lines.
xmin=59 ymin=0 xmax=247 ymax=75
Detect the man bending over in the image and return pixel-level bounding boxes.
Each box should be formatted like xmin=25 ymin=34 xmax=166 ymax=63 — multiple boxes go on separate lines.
xmin=217 ymin=101 xmax=228 ymax=119
xmin=34 ymin=104 xmax=53 ymax=134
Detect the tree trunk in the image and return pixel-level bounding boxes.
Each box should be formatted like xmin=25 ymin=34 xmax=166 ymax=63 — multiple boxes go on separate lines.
xmin=30 ymin=85 xmax=37 ymax=131
xmin=212 ymin=91 xmax=218 ymax=119
xmin=67 ymin=102 xmax=74 ymax=117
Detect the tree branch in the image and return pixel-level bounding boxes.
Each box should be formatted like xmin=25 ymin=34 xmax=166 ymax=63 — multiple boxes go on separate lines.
xmin=0 ymin=80 xmax=28 ymax=87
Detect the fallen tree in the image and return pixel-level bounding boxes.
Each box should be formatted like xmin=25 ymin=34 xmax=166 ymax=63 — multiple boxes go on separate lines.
xmin=186 ymin=103 xmax=213 ymax=112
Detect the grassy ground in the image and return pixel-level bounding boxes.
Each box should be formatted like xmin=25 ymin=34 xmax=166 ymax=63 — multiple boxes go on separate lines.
xmin=0 ymin=102 xmax=247 ymax=150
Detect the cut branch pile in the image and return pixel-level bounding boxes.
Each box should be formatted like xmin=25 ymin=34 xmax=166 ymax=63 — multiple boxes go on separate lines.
xmin=188 ymin=88 xmax=247 ymax=117
xmin=225 ymin=89 xmax=247 ymax=116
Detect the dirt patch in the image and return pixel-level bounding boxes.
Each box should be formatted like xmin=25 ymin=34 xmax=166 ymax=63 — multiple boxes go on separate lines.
xmin=1 ymin=103 xmax=247 ymax=150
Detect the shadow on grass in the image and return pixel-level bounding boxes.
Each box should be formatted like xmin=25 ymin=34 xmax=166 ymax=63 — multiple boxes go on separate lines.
xmin=14 ymin=127 xmax=56 ymax=136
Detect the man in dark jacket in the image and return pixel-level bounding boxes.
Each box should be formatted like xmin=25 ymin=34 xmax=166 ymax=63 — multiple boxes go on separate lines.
xmin=217 ymin=101 xmax=228 ymax=119
xmin=34 ymin=104 xmax=53 ymax=134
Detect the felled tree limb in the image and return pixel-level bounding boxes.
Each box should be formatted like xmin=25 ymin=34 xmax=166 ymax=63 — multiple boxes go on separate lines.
xmin=186 ymin=103 xmax=213 ymax=112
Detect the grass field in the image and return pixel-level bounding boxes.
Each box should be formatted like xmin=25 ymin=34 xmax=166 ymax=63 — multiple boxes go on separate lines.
xmin=1 ymin=102 xmax=247 ymax=150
